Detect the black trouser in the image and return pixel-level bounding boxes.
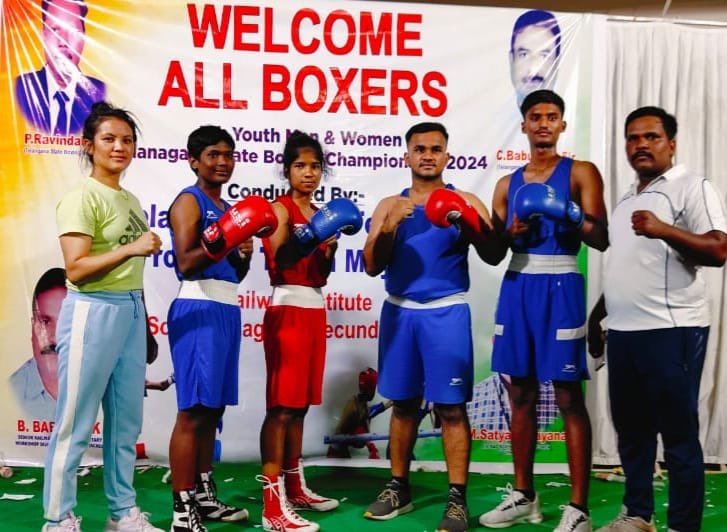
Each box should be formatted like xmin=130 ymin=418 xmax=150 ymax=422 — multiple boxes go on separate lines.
xmin=607 ymin=327 xmax=708 ymax=532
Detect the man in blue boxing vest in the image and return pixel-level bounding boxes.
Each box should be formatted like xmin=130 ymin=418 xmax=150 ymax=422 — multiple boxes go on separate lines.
xmin=363 ymin=122 xmax=499 ymax=532
xmin=478 ymin=90 xmax=608 ymax=532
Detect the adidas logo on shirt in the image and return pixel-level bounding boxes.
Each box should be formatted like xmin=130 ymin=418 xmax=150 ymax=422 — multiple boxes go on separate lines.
xmin=119 ymin=209 xmax=148 ymax=245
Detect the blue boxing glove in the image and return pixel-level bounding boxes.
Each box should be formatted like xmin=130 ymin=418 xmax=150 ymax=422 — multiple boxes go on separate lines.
xmin=512 ymin=182 xmax=584 ymax=228
xmin=294 ymin=198 xmax=364 ymax=255
xmin=368 ymin=400 xmax=392 ymax=419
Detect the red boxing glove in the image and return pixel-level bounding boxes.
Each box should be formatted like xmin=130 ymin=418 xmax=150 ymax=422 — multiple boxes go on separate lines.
xmin=425 ymin=188 xmax=482 ymax=233
xmin=201 ymin=195 xmax=278 ymax=262
xmin=366 ymin=442 xmax=380 ymax=459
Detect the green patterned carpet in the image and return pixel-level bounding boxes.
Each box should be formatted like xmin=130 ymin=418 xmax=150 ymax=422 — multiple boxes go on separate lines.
xmin=2 ymin=463 xmax=724 ymax=530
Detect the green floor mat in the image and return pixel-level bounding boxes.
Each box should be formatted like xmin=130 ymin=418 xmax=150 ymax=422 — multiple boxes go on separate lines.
xmin=2 ymin=463 xmax=724 ymax=530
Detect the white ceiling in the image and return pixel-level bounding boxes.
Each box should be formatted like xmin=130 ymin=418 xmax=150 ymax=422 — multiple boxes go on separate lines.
xmin=400 ymin=0 xmax=727 ymax=24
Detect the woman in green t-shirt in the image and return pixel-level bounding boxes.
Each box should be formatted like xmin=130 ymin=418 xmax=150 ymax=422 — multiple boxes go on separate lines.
xmin=42 ymin=102 xmax=163 ymax=532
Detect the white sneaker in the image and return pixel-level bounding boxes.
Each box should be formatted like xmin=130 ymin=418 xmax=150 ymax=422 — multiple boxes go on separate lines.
xmin=555 ymin=505 xmax=592 ymax=532
xmin=42 ymin=514 xmax=82 ymax=532
xmin=596 ymin=507 xmax=656 ymax=532
xmin=478 ymin=484 xmax=543 ymax=528
xmin=104 ymin=507 xmax=164 ymax=532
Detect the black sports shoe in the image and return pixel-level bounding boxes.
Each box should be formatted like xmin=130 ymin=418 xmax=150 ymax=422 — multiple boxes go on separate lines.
xmin=436 ymin=490 xmax=469 ymax=532
xmin=172 ymin=490 xmax=208 ymax=532
xmin=363 ymin=479 xmax=414 ymax=521
xmin=195 ymin=472 xmax=249 ymax=522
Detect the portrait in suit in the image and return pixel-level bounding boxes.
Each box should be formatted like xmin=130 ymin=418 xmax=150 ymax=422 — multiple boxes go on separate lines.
xmin=15 ymin=0 xmax=105 ymax=135
xmin=509 ymin=10 xmax=561 ymax=107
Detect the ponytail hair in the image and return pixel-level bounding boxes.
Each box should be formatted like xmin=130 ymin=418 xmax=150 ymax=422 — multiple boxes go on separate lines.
xmin=81 ymin=101 xmax=140 ymax=165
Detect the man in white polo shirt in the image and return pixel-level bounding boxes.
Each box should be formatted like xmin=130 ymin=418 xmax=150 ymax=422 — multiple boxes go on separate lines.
xmin=589 ymin=106 xmax=727 ymax=532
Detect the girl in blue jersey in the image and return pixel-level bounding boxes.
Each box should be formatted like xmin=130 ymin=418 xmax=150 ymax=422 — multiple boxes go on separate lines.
xmin=166 ymin=126 xmax=251 ymax=531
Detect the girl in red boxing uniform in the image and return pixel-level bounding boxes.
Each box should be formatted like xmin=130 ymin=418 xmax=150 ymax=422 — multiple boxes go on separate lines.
xmin=257 ymin=131 xmax=339 ymax=532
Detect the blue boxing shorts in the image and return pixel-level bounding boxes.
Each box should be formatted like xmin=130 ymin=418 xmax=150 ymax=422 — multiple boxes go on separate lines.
xmin=168 ymin=286 xmax=241 ymax=410
xmin=378 ymin=294 xmax=473 ymax=404
xmin=492 ymin=268 xmax=588 ymax=382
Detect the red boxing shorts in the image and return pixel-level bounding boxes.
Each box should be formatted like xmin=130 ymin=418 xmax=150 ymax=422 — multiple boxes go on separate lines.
xmin=263 ymin=286 xmax=326 ymax=409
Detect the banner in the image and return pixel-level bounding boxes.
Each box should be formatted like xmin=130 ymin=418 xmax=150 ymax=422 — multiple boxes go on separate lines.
xmin=0 ymin=0 xmax=606 ymax=466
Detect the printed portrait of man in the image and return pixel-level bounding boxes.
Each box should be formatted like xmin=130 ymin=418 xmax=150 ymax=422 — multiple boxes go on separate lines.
xmin=509 ymin=9 xmax=562 ymax=107
xmin=10 ymin=268 xmax=67 ymax=421
xmin=14 ymin=0 xmax=105 ymax=135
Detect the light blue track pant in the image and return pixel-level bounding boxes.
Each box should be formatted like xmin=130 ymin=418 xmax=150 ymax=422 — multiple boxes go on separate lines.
xmin=43 ymin=290 xmax=146 ymax=523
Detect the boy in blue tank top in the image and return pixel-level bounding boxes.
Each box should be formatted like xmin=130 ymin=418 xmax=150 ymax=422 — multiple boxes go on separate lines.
xmin=363 ymin=122 xmax=499 ymax=532
xmin=478 ymin=90 xmax=608 ymax=532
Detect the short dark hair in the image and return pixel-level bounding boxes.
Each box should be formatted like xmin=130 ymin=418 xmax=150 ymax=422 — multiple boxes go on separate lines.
xmin=81 ymin=101 xmax=140 ymax=164
xmin=520 ymin=89 xmax=565 ymax=117
xmin=511 ymin=10 xmax=561 ymax=58
xmin=405 ymin=122 xmax=449 ymax=144
xmin=41 ymin=0 xmax=88 ymax=26
xmin=282 ymin=130 xmax=326 ymax=177
xmin=624 ymin=106 xmax=678 ymax=140
xmin=186 ymin=125 xmax=235 ymax=161
xmin=32 ymin=268 xmax=66 ymax=312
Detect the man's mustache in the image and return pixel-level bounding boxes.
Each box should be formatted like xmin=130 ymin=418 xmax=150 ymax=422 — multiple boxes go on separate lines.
xmin=40 ymin=344 xmax=57 ymax=355
xmin=631 ymin=151 xmax=653 ymax=162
